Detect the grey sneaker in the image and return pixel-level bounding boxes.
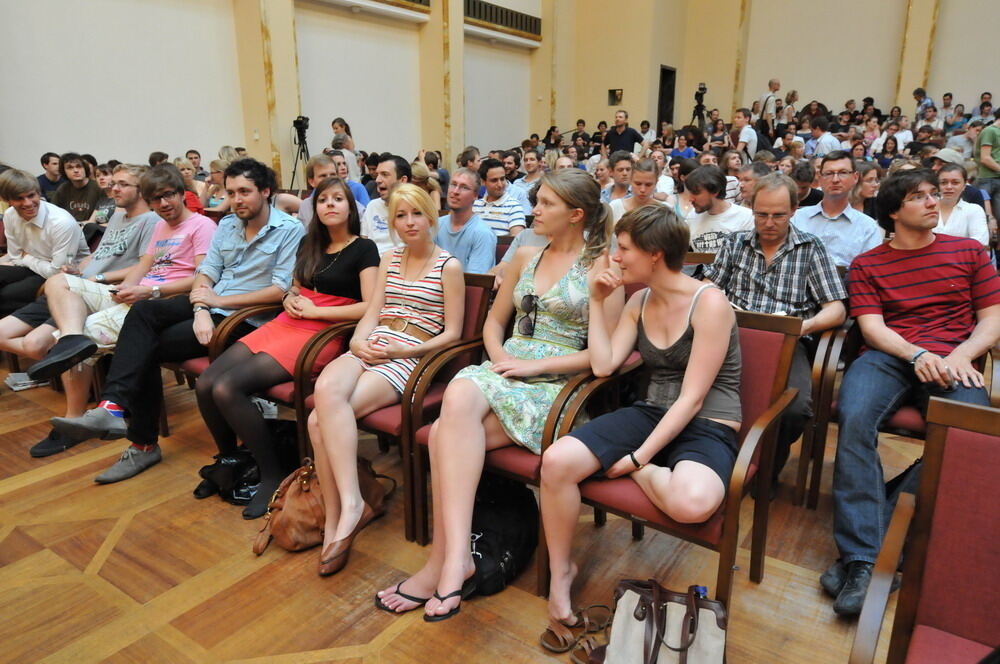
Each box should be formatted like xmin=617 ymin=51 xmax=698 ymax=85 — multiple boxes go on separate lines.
xmin=51 ymin=408 xmax=127 ymax=442
xmin=95 ymin=445 xmax=162 ymax=484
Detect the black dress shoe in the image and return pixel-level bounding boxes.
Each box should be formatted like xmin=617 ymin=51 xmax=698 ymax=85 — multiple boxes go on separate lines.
xmin=834 ymin=561 xmax=873 ymax=616
xmin=27 ymin=335 xmax=97 ymax=381
xmin=820 ymin=560 xmax=847 ymax=597
xmin=29 ymin=428 xmax=85 ymax=458
xmin=192 ymin=478 xmax=218 ymax=499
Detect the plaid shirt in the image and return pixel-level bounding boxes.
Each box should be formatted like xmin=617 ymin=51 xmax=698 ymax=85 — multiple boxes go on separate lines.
xmin=703 ymin=225 xmax=847 ymax=319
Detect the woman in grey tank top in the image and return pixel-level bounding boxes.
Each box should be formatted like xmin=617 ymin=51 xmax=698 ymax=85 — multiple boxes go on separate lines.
xmin=539 ymin=204 xmax=742 ymax=638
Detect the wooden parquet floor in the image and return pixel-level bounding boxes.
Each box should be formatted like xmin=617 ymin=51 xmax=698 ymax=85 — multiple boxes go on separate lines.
xmin=0 ymin=367 xmax=914 ymax=663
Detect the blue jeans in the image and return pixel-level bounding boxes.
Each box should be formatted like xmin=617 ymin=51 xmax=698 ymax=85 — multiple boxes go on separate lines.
xmin=832 ymin=350 xmax=989 ymax=564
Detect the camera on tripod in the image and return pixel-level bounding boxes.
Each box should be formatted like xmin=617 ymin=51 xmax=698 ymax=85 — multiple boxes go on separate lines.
xmin=691 ymin=83 xmax=708 ymax=130
xmin=694 ymin=83 xmax=707 ymax=105
xmin=290 ymin=116 xmax=311 ymax=188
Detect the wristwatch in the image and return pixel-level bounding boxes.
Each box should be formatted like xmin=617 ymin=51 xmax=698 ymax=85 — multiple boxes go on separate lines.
xmin=95 ymin=274 xmax=106 ymax=283
xmin=151 ymin=286 xmax=161 ymax=299
xmin=193 ymin=305 xmax=210 ymax=314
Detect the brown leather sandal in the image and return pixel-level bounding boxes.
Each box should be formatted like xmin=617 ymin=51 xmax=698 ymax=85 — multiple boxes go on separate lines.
xmin=539 ymin=604 xmax=612 ymax=653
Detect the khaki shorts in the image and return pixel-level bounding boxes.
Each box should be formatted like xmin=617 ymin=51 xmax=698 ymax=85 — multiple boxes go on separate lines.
xmin=62 ymin=275 xmax=132 ymax=361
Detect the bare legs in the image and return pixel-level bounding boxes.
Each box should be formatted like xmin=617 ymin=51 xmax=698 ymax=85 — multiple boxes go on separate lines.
xmin=540 ymin=436 xmax=601 ymax=623
xmin=377 ymin=378 xmax=512 ymax=618
xmin=0 ymin=317 xmax=56 ymax=359
xmin=308 ymin=355 xmax=398 ymax=552
xmin=631 ymin=460 xmax=725 ymax=524
xmin=45 ymin=274 xmax=89 ymax=335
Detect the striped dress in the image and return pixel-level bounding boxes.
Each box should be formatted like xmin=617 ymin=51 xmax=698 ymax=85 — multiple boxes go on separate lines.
xmin=347 ymin=247 xmax=454 ymax=393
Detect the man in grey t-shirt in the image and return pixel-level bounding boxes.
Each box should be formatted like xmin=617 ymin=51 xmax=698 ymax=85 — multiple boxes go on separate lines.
xmin=0 ymin=164 xmax=158 ymax=369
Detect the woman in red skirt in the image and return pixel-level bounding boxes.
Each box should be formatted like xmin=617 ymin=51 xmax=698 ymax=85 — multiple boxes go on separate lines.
xmin=194 ymin=177 xmax=381 ymax=518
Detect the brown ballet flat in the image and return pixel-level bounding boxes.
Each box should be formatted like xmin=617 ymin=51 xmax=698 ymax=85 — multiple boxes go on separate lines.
xmin=318 ymin=501 xmax=384 ymax=577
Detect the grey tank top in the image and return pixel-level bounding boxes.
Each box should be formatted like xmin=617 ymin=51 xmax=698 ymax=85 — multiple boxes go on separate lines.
xmin=636 ymin=284 xmax=742 ymax=422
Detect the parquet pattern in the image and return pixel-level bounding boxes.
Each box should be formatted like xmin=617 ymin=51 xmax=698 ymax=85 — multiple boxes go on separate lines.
xmin=0 ymin=367 xmax=912 ymax=663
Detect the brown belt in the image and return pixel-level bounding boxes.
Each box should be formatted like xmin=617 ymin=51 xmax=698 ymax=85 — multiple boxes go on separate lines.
xmin=378 ymin=317 xmax=435 ymax=342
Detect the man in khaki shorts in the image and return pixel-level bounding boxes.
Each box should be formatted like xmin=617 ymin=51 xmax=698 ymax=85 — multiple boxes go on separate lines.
xmin=27 ymin=164 xmax=216 ymax=456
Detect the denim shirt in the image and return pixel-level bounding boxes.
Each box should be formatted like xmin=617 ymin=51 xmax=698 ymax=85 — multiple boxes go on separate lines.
xmin=196 ymin=206 xmax=305 ymax=315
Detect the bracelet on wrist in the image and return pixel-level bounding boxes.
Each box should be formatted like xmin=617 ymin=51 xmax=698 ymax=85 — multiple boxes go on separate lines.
xmin=629 ymin=452 xmax=644 ymax=470
xmin=910 ymin=349 xmax=928 ymax=365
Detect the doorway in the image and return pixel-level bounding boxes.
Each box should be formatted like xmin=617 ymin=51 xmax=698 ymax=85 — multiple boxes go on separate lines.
xmin=657 ymin=66 xmax=676 ymax=128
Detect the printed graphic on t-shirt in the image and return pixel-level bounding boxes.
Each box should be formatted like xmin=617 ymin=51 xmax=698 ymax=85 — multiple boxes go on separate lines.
xmin=691 ymin=231 xmax=731 ymax=253
xmin=144 ymin=235 xmax=185 ymax=282
xmin=91 ymin=227 xmax=131 ymax=260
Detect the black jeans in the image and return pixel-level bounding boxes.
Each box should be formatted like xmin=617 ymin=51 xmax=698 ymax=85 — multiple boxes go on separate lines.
xmin=101 ymin=297 xmax=253 ymax=446
xmin=0 ymin=265 xmax=45 ymax=318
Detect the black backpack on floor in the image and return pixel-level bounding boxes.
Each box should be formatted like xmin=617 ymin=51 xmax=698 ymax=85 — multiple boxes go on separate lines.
xmin=470 ymin=474 xmax=539 ymax=596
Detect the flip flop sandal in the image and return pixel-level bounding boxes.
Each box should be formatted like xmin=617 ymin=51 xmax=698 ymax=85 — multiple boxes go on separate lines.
xmin=374 ymin=581 xmax=430 ymax=614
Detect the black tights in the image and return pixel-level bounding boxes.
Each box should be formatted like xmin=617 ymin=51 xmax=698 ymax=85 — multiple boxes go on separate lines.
xmin=196 ymin=343 xmax=291 ymax=503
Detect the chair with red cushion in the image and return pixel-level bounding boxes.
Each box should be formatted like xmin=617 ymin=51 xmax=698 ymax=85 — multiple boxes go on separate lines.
xmin=554 ymin=311 xmax=800 ymax=607
xmin=298 ymin=273 xmax=495 ymax=542
xmin=849 ymin=398 xmax=1000 ymax=664
xmin=801 ymin=322 xmax=999 ymax=510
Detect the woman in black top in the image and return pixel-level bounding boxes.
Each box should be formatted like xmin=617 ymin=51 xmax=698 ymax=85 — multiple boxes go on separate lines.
xmin=194 ymin=178 xmax=380 ymax=518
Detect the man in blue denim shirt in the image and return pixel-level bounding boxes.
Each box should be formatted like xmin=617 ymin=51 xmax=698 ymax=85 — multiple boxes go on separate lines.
xmin=51 ymin=159 xmax=304 ymax=483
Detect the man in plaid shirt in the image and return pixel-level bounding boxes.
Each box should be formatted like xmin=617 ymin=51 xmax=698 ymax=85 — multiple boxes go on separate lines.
xmin=703 ymin=173 xmax=847 ymax=491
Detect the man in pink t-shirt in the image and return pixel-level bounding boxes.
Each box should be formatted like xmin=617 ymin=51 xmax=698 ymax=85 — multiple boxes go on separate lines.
xmin=26 ymin=165 xmax=216 ymax=454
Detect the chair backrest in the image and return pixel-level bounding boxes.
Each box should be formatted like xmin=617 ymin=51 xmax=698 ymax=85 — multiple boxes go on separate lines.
xmin=496 ymin=234 xmax=514 ymax=264
xmin=431 ymin=272 xmax=495 ymax=386
xmin=734 ymin=311 xmax=801 ymax=441
xmin=685 ymin=252 xmax=716 ymax=266
xmin=893 ymin=399 xmax=1000 ymax=652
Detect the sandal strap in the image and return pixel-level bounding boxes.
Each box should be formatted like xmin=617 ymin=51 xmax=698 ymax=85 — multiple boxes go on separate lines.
xmin=394 ymin=581 xmax=429 ymax=605
xmin=433 ymin=587 xmax=464 ymax=602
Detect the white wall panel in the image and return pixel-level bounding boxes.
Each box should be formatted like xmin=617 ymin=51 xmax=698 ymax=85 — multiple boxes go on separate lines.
xmin=0 ymin=0 xmax=244 ymax=172
xmin=295 ymin=1 xmax=421 ymax=158
xmin=464 ymin=37 xmax=531 ymax=151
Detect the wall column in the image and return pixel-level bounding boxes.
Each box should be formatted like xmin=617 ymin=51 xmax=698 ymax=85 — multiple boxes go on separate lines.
xmin=231 ymin=0 xmax=301 ymax=187
xmin=893 ymin=0 xmax=939 ymax=110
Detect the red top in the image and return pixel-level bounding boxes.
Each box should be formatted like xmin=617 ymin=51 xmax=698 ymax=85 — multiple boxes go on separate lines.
xmin=848 ymin=234 xmax=1000 ymax=355
xmin=184 ymin=190 xmax=205 ymax=215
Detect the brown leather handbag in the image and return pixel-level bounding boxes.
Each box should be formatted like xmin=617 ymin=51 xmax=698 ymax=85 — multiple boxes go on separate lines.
xmin=253 ymin=459 xmax=325 ymax=555
xmin=252 ymin=457 xmax=397 ymax=555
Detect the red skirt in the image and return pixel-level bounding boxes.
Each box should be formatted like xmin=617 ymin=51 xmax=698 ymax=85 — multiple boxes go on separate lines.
xmin=239 ymin=289 xmax=357 ymax=375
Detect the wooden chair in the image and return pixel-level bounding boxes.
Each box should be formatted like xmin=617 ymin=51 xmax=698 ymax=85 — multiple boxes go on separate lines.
xmin=849 ymin=398 xmax=1000 ymax=664
xmin=802 ymin=321 xmax=1000 ymax=509
xmin=298 ymin=273 xmax=495 ymax=542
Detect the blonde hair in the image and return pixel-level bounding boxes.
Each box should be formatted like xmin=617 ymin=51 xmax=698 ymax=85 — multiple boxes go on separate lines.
xmin=537 ymin=169 xmax=612 ymax=267
xmin=409 ymin=161 xmax=442 ymax=208
xmin=218 ymin=145 xmax=239 ymax=162
xmin=387 ymin=183 xmax=440 ymax=243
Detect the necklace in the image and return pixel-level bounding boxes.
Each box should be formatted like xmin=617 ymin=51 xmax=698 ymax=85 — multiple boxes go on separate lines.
xmin=401 ymin=245 xmax=438 ymax=282
xmin=313 ymin=236 xmax=356 ymax=278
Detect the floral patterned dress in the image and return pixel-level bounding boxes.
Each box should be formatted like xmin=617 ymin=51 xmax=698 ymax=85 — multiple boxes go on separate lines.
xmin=455 ymin=248 xmax=590 ymax=453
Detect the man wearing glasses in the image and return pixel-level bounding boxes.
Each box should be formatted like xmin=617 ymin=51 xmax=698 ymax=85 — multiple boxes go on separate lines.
xmin=704 ymin=173 xmax=846 ymax=496
xmin=22 ymin=164 xmax=215 ymax=457
xmin=48 ymin=159 xmax=303 ymax=483
xmin=435 ymin=168 xmax=496 ymax=274
xmin=791 ymin=151 xmax=883 ymax=268
xmin=825 ymin=169 xmax=1000 ymax=617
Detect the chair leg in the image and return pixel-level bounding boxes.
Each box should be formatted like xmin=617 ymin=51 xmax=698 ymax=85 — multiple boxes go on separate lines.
xmin=807 ymin=419 xmax=831 ymax=509
xmin=377 ymin=433 xmax=390 ymax=454
xmin=794 ymin=423 xmax=815 ymax=506
xmin=749 ymin=484 xmax=771 ymax=584
xmin=535 ymin=519 xmax=550 ymax=597
xmin=631 ymin=521 xmax=645 ymax=540
xmin=173 ymin=369 xmax=185 ymax=386
xmin=593 ymin=507 xmax=607 ymax=526
xmin=715 ymin=547 xmax=735 ymax=610
xmin=159 ymin=391 xmax=170 ymax=438
xmin=415 ymin=447 xmax=431 ymax=546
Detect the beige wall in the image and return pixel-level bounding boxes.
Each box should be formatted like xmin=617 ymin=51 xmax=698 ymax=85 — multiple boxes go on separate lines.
xmin=927 ymin=0 xmax=1000 ymax=114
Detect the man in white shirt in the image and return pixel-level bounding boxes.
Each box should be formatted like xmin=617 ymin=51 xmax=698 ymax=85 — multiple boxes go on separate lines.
xmin=473 ymin=158 xmax=526 ymax=236
xmin=651 ymin=149 xmax=675 ymax=199
xmin=758 ymin=78 xmax=781 ymax=138
xmin=809 ymin=117 xmax=842 ymax=157
xmin=639 ymin=120 xmax=657 ymax=144
xmin=922 ymin=106 xmax=944 ymax=131
xmin=733 ymin=108 xmax=757 ymax=161
xmin=791 ymin=151 xmax=883 ymax=267
xmin=686 ymin=165 xmax=753 ymax=253
xmin=361 ymin=155 xmax=410 ymax=254
xmin=0 ymin=169 xmax=89 ymax=317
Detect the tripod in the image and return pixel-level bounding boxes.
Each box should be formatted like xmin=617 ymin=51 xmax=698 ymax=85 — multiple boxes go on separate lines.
xmin=690 ymin=102 xmax=706 ymax=131
xmin=290 ymin=128 xmax=310 ymax=190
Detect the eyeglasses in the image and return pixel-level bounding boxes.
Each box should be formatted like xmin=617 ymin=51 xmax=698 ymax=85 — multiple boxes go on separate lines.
xmin=820 ymin=171 xmax=855 ymax=180
xmin=517 ymin=293 xmax=539 ymax=337
xmin=753 ymin=212 xmax=790 ymax=222
xmin=448 ymin=182 xmax=476 ymax=193
xmin=150 ymin=190 xmax=180 ymax=202
xmin=904 ymin=191 xmax=943 ymax=204
xmin=110 ymin=181 xmax=137 ymax=189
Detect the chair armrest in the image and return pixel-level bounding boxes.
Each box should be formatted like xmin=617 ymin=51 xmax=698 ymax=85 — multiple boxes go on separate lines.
xmin=541 ymin=358 xmax=646 ymax=452
xmin=208 ymin=304 xmax=283 ymax=359
xmin=990 ymin=346 xmax=1000 ymax=408
xmin=849 ymin=492 xmax=916 ymax=664
xmin=292 ymin=321 xmax=359 ymax=403
xmin=811 ymin=328 xmax=837 ymax=402
xmin=727 ymin=387 xmax=799 ymax=501
xmin=404 ymin=337 xmax=486 ymax=428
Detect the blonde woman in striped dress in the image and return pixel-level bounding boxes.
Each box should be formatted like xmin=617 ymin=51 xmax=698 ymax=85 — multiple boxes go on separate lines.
xmin=306 ymin=184 xmax=465 ymax=577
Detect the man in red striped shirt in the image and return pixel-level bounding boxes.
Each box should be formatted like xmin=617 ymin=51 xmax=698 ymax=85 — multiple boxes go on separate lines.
xmin=825 ymin=169 xmax=1000 ymax=617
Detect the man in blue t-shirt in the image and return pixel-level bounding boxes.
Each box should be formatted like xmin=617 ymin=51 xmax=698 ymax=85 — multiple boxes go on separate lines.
xmin=436 ymin=168 xmax=495 ymax=274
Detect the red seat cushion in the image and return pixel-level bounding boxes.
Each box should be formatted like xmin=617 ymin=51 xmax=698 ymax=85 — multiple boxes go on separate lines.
xmin=579 ymin=477 xmax=725 ymax=548
xmin=265 ymin=382 xmax=295 ymax=405
xmin=360 ymin=384 xmax=448 ymax=437
xmin=904 ymin=625 xmax=992 ymax=664
xmin=830 ymin=402 xmax=926 ymax=437
xmin=179 ymin=357 xmax=209 ymax=376
xmin=485 ymin=446 xmax=541 ymax=481
xmin=305 ymin=394 xmax=315 ymax=410
xmin=415 ymin=423 xmax=431 ymax=447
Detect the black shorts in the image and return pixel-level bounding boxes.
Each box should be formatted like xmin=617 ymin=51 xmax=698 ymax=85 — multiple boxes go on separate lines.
xmin=9 ymin=297 xmax=55 ymax=328
xmin=569 ymin=401 xmax=739 ymax=485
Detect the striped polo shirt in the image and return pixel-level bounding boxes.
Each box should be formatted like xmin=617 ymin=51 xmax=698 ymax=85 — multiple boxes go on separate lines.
xmin=848 ymin=234 xmax=1000 ymax=356
xmin=473 ymin=189 xmax=527 ymax=236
